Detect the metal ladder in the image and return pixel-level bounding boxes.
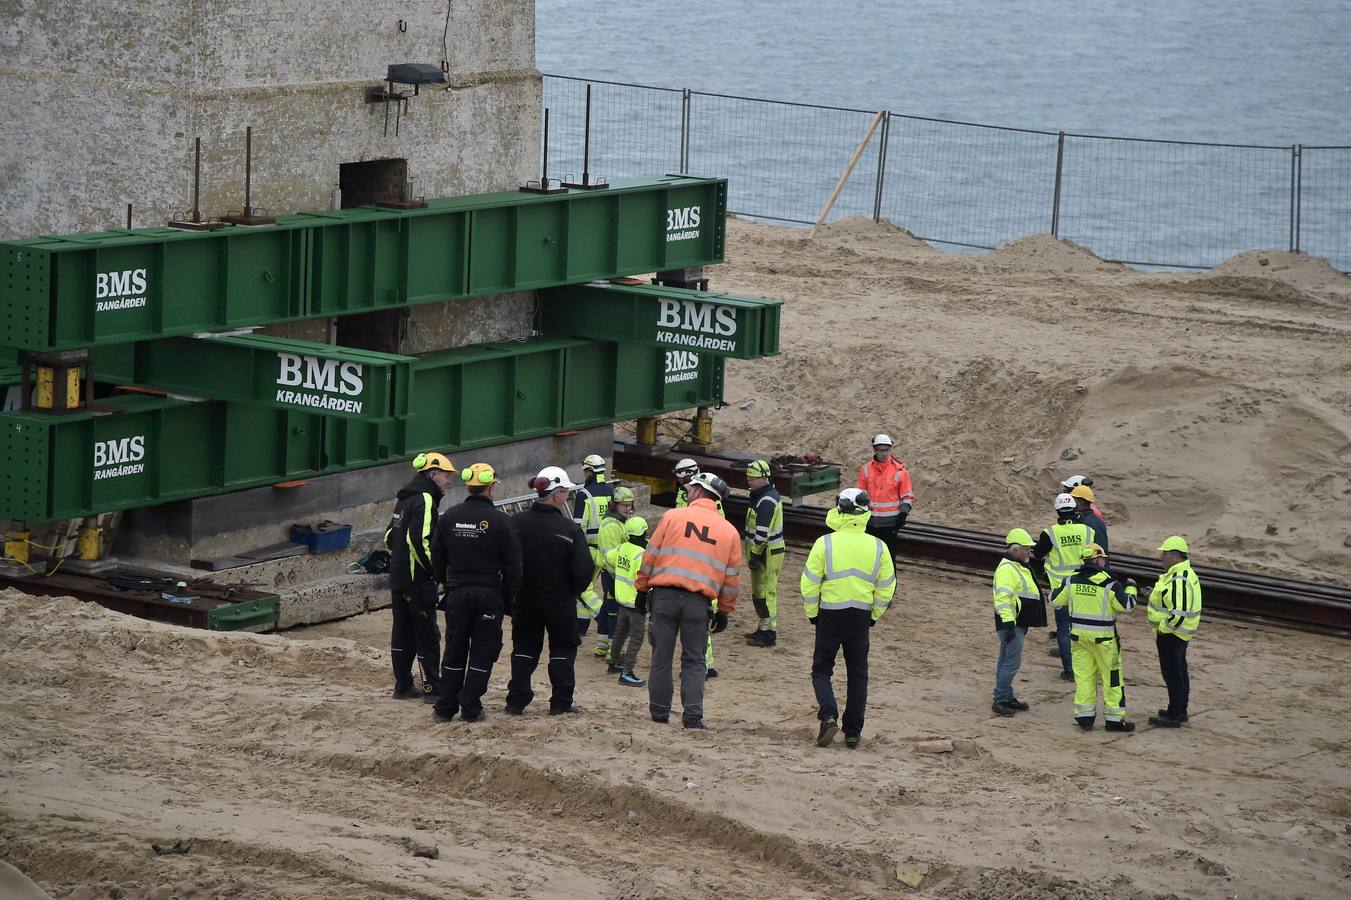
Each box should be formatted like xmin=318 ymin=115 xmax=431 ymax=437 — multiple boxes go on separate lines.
xmin=493 ymin=493 xmax=537 ymax=516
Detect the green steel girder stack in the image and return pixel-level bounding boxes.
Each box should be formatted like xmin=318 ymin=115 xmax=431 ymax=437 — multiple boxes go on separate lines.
xmin=1 ymin=174 xmax=784 ymax=524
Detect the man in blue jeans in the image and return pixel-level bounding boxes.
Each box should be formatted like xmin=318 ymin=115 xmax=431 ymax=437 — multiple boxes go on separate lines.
xmin=991 ymin=528 xmax=1041 ymax=716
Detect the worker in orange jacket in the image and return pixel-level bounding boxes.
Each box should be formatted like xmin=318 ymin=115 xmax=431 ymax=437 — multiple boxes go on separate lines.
xmin=635 ymin=472 xmax=741 ymax=729
xmin=856 ymin=433 xmax=915 ymax=559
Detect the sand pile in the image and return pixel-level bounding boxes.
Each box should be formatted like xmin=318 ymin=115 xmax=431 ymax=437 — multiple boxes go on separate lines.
xmin=4 ymin=580 xmax=1349 ymax=898
xmin=711 ymin=219 xmax=1351 ymax=584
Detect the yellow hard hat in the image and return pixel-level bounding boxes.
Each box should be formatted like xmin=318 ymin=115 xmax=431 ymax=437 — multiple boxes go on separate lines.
xmin=461 ymin=462 xmax=496 ymax=485
xmin=1070 ymin=485 xmax=1096 ymax=502
xmin=625 ymin=515 xmax=649 ymax=537
xmin=611 ymin=485 xmax=635 ymax=503
xmin=413 ymin=451 xmax=456 ymax=473
xmin=1158 ymin=535 xmax=1190 ymax=553
xmin=1004 ymin=528 xmax=1035 ymax=547
xmin=1080 ymin=542 xmax=1108 ymax=560
xmin=747 ymin=459 xmax=771 ymax=478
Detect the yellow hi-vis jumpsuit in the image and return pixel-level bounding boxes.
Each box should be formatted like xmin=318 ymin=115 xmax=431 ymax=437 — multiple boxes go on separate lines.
xmin=745 ymin=483 xmax=786 ymax=634
xmin=1052 ymin=566 xmax=1137 ymax=724
xmin=678 ymin=485 xmax=726 ymax=669
xmin=591 ymin=511 xmax=627 ymax=655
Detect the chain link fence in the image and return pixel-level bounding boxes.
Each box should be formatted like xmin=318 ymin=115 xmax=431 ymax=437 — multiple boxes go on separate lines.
xmin=542 ymin=74 xmax=1349 ymax=272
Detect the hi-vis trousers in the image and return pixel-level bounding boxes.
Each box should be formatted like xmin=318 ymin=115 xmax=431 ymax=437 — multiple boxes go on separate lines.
xmin=1071 ymin=633 xmax=1125 ymax=724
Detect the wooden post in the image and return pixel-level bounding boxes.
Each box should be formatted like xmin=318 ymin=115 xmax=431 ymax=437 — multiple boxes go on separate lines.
xmin=810 ymin=111 xmax=884 ymax=238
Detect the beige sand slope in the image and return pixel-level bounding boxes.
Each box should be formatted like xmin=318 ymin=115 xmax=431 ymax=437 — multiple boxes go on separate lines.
xmin=712 ymin=219 xmax=1351 ymax=585
xmin=3 ymin=583 xmax=1349 ymax=899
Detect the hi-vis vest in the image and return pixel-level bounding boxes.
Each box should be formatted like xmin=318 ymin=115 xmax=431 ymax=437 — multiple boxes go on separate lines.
xmin=609 ymin=541 xmax=646 ymax=609
xmin=1042 ymin=522 xmax=1095 ymax=588
xmin=1148 ymin=560 xmax=1203 ymax=641
xmin=596 ymin=513 xmax=627 ymax=571
xmin=1055 ymin=568 xmax=1136 ymax=639
xmin=745 ymin=486 xmax=785 ymax=556
xmin=993 ymin=557 xmax=1038 ymax=627
xmin=575 ymin=476 xmax=612 ymax=548
xmin=800 ymin=509 xmax=896 ymax=621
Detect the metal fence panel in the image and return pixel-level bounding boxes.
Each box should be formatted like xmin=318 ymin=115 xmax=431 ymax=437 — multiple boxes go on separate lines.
xmin=877 ymin=117 xmax=1060 ymax=250
xmin=1057 ymin=137 xmax=1292 ymax=269
xmin=685 ymin=92 xmax=883 ymax=226
xmin=1299 ymin=147 xmax=1351 ymax=273
xmin=542 ymin=75 xmax=683 ymax=184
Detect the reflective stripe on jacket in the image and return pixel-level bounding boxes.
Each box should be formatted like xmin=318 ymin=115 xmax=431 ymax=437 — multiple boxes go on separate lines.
xmin=609 ymin=541 xmax=646 ymax=609
xmin=1037 ymin=521 xmax=1095 ymax=589
xmin=573 ymin=475 xmax=613 ymax=548
xmin=745 ymin=483 xmax=786 ymax=559
xmin=800 ymin=508 xmax=896 ymax=621
xmin=1148 ymin=560 xmax=1203 ymax=641
xmin=1051 ymin=566 xmax=1136 ymax=638
xmin=596 ymin=513 xmax=627 ymax=572
xmin=856 ymin=456 xmax=915 ymax=522
xmin=635 ymin=498 xmax=742 ymax=611
xmin=993 ymin=556 xmax=1037 ymax=627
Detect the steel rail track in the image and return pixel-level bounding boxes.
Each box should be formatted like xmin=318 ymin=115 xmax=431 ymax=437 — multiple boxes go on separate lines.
xmin=715 ymin=496 xmax=1351 ymax=638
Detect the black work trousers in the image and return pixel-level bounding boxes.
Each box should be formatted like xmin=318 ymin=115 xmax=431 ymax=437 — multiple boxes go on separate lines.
xmin=811 ymin=607 xmax=872 ymax=735
xmin=1156 ymin=632 xmax=1191 ymax=719
xmin=866 ymin=519 xmax=899 ymax=560
xmin=390 ymin=581 xmax=442 ymax=694
xmin=434 ymin=587 xmax=505 ymax=719
xmin=506 ymin=600 xmax=581 ymax=712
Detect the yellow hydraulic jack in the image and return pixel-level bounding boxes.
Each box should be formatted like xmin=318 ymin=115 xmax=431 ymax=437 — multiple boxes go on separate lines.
xmin=675 ymin=406 xmax=719 ymax=454
xmin=20 ymin=351 xmax=92 ymax=413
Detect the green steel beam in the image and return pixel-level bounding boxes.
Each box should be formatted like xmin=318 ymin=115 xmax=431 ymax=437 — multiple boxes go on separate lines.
xmin=130 ymin=335 xmax=414 ymax=420
xmin=1 ymin=176 xmax=728 ymax=352
xmin=0 ymin=337 xmax=725 ymax=522
xmin=539 ymin=282 xmax=782 ymax=359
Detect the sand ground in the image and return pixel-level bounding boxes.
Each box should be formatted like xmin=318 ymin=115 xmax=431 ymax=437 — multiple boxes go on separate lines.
xmin=711 ymin=219 xmax=1351 ymax=585
xmin=2 ymin=562 xmax=1348 ymax=898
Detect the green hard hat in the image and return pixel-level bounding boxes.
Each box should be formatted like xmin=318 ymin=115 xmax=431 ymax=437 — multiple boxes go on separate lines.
xmin=625 ymin=515 xmax=649 ymax=537
xmin=1004 ymin=528 xmax=1035 ymax=547
xmin=747 ymin=459 xmax=771 ymax=478
xmin=1158 ymin=535 xmax=1189 ymax=553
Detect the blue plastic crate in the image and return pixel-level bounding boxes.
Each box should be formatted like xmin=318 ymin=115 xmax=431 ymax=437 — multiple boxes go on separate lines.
xmin=290 ymin=522 xmax=352 ymax=554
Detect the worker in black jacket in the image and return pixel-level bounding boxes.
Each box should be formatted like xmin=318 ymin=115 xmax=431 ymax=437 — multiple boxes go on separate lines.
xmin=384 ymin=452 xmax=456 ymax=700
xmin=429 ymin=463 xmax=524 ymax=723
xmin=505 ymin=466 xmax=595 ymax=716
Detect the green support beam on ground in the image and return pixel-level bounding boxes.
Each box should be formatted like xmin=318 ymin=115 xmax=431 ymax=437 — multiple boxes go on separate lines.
xmin=0 ymin=336 xmax=724 ymax=522
xmin=0 ymin=176 xmax=728 ymax=352
xmin=540 ymin=282 xmax=782 ymax=359
xmin=129 ymin=335 xmax=414 ymax=421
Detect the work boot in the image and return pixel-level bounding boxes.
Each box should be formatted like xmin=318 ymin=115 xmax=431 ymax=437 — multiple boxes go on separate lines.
xmin=433 ymin=709 xmax=456 ymax=724
xmin=1149 ymin=715 xmax=1182 ymax=728
xmin=1060 ymin=671 xmax=1075 ymax=682
xmin=460 ymin=710 xmax=485 ymax=723
xmin=650 ymin=712 xmax=669 ymax=724
xmin=991 ymin=701 xmax=1015 ymax=718
xmin=745 ymin=630 xmax=772 ymax=647
xmin=503 ymin=704 xmax=525 ymax=716
xmin=607 ymin=662 xmax=622 ymax=674
xmin=1005 ymin=698 xmax=1030 ymax=711
xmin=392 ymin=685 xmax=423 ymax=700
xmin=549 ymin=704 xmax=584 ymax=716
xmin=844 ymin=732 xmax=861 ymax=749
xmin=1076 ymin=717 xmax=1095 ymax=731
xmin=683 ymin=718 xmax=706 ymax=730
xmin=1104 ymin=720 xmax=1136 ymax=733
xmin=618 ymin=672 xmax=645 ymax=687
xmin=706 ymin=667 xmax=719 ymax=679
xmin=817 ymin=717 xmax=839 ymax=747
xmin=1157 ymin=708 xmax=1189 ymax=722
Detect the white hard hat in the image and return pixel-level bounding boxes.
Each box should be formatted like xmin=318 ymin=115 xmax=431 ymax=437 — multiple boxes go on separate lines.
xmin=837 ymin=487 xmax=871 ymax=514
xmin=871 ymin=433 xmax=893 ymax=447
xmin=534 ymin=466 xmax=578 ymax=494
xmin=1054 ymin=492 xmax=1077 ymax=512
xmin=689 ymin=471 xmax=728 ymax=499
xmin=1061 ymin=474 xmax=1086 ymax=489
xmin=673 ymin=458 xmax=699 ymax=476
xmin=582 ymin=454 xmax=606 ymax=471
